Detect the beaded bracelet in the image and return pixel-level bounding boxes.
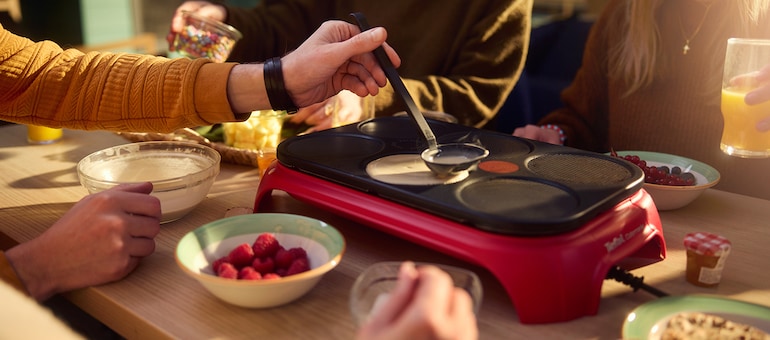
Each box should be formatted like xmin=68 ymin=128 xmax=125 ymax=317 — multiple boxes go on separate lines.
xmin=263 ymin=57 xmax=298 ymax=113
xmin=540 ymin=124 xmax=566 ymax=144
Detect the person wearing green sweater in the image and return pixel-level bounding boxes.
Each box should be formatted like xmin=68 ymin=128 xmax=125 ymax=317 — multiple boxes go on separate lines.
xmin=514 ymin=0 xmax=770 ymax=200
xmin=170 ymin=0 xmax=533 ymax=130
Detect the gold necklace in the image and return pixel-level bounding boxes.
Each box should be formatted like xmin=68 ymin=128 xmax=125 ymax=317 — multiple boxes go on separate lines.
xmin=678 ymin=2 xmax=714 ymax=55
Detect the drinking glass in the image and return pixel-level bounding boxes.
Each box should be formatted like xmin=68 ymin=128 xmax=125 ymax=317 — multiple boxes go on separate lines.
xmin=349 ymin=261 xmax=483 ymax=327
xmin=27 ymin=125 xmax=62 ymax=144
xmin=720 ymin=38 xmax=770 ymax=158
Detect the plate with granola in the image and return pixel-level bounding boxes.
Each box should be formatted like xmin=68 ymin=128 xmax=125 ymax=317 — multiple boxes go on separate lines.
xmin=622 ymin=295 xmax=770 ymax=339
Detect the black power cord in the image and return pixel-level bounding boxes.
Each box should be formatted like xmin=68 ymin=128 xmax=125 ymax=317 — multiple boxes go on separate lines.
xmin=606 ymin=266 xmax=669 ymax=297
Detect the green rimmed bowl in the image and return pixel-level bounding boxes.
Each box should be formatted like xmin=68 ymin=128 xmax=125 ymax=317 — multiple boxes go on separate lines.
xmin=176 ymin=213 xmax=345 ymax=308
xmin=613 ymin=151 xmax=720 ymax=211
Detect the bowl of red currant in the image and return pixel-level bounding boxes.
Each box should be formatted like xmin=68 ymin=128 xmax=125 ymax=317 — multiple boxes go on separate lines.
xmin=610 ymin=150 xmax=720 ymax=211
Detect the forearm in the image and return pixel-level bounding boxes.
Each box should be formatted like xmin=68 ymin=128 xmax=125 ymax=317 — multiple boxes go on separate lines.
xmin=1 ymin=248 xmax=46 ymax=300
xmin=0 ymin=25 xmax=249 ymax=132
xmin=226 ymin=63 xmax=271 ymax=113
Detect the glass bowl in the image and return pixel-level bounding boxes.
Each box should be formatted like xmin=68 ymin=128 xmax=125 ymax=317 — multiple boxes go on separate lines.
xmin=169 ymin=11 xmax=242 ymax=63
xmin=77 ymin=141 xmax=220 ymax=223
xmin=349 ymin=261 xmax=483 ymax=326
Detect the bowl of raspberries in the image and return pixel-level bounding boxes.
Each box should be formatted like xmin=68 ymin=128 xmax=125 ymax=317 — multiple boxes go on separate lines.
xmin=175 ymin=213 xmax=345 ymax=308
xmin=610 ymin=150 xmax=720 ymax=211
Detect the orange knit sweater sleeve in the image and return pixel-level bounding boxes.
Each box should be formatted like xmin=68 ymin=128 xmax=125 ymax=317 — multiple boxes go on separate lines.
xmin=0 ymin=23 xmax=245 ymax=133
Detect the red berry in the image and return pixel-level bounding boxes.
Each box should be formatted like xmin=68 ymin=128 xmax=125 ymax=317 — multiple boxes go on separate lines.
xmin=217 ymin=262 xmax=238 ymax=279
xmin=227 ymin=243 xmax=255 ymax=268
xmin=252 ymin=233 xmax=281 ymax=258
xmin=286 ymin=257 xmax=310 ymax=276
xmin=238 ymin=267 xmax=262 ymax=280
xmin=211 ymin=256 xmax=229 ymax=273
xmin=288 ymin=247 xmax=307 ymax=260
xmin=251 ymin=256 xmax=275 ymax=275
xmin=274 ymin=247 xmax=295 ymax=269
xmin=262 ymin=273 xmax=281 ymax=280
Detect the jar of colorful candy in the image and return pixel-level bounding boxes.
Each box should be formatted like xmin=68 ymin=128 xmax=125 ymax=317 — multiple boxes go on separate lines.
xmin=169 ymin=11 xmax=242 ymax=63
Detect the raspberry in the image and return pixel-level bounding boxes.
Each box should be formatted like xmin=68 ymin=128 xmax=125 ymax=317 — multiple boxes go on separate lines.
xmin=227 ymin=243 xmax=255 ymax=268
xmin=251 ymin=257 xmax=275 ymax=275
xmin=252 ymin=233 xmax=281 ymax=258
xmin=238 ymin=267 xmax=262 ymax=280
xmin=211 ymin=256 xmax=229 ymax=273
xmin=208 ymin=234 xmax=313 ymax=281
xmin=262 ymin=273 xmax=281 ymax=280
xmin=288 ymin=247 xmax=307 ymax=260
xmin=217 ymin=262 xmax=238 ymax=279
xmin=286 ymin=257 xmax=310 ymax=276
xmin=274 ymin=247 xmax=294 ymax=269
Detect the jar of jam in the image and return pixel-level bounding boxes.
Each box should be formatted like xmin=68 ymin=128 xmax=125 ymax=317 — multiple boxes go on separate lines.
xmin=683 ymin=232 xmax=731 ymax=287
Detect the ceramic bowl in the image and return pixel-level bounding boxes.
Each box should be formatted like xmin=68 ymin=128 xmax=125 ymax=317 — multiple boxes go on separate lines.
xmin=175 ymin=213 xmax=345 ymax=308
xmin=613 ymin=151 xmax=720 ymax=211
xmin=77 ymin=141 xmax=220 ymax=223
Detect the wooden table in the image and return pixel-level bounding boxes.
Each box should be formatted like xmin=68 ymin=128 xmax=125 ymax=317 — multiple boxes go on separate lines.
xmin=1 ymin=124 xmax=769 ymax=339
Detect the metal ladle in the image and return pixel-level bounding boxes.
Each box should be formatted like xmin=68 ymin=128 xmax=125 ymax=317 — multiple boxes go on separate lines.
xmin=351 ymin=12 xmax=489 ymax=177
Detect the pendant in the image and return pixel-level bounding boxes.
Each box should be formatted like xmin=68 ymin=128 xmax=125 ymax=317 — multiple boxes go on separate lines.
xmin=683 ymin=40 xmax=691 ymax=55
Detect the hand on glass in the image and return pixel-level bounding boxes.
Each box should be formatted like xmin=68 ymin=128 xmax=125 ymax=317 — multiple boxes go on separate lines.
xmin=512 ymin=124 xmax=563 ymax=144
xmin=168 ymin=1 xmax=227 ymax=39
xmin=355 ymin=261 xmax=478 ymax=340
xmin=4 ymin=182 xmax=161 ymax=301
xmin=736 ymin=65 xmax=770 ymax=132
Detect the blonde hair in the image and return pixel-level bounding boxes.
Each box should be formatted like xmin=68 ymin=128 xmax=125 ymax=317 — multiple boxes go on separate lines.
xmin=609 ymin=0 xmax=769 ymax=96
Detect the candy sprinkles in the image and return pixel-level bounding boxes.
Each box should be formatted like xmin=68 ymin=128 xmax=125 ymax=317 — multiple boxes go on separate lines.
xmin=169 ymin=12 xmax=242 ymax=63
xmin=171 ymin=25 xmax=238 ymax=62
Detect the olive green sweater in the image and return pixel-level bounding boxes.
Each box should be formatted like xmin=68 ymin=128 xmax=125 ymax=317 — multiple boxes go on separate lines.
xmin=223 ymin=0 xmax=533 ymax=128
xmin=540 ymin=0 xmax=770 ymax=199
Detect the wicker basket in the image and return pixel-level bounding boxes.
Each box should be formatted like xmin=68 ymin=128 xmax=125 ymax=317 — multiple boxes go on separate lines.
xmin=117 ymin=128 xmax=259 ymax=167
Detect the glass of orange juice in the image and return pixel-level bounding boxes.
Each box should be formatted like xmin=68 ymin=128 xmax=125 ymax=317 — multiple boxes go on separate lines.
xmin=27 ymin=125 xmax=62 ymax=144
xmin=721 ymin=38 xmax=770 ymax=158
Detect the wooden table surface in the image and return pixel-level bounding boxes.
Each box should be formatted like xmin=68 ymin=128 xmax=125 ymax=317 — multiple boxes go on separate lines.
xmin=1 ymin=124 xmax=768 ymax=339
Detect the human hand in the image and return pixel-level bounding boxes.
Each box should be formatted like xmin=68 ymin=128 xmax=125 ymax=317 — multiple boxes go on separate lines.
xmin=289 ymin=90 xmax=366 ymax=133
xmin=513 ymin=124 xmax=563 ymax=144
xmin=5 ymin=182 xmax=161 ymax=301
xmin=728 ymin=65 xmax=770 ymax=131
xmin=355 ymin=262 xmax=478 ymax=340
xmin=742 ymin=65 xmax=770 ymax=106
xmin=282 ymin=20 xmax=400 ymax=109
xmin=166 ymin=1 xmax=227 ymax=45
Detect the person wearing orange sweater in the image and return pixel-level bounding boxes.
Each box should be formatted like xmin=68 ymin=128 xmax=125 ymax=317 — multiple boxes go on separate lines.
xmin=0 ymin=19 xmax=399 ymax=301
xmin=0 ymin=21 xmax=478 ymax=340
xmin=513 ymin=0 xmax=770 ymax=200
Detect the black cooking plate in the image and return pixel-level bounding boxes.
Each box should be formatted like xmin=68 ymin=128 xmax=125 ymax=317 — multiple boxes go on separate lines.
xmin=277 ymin=117 xmax=644 ymax=236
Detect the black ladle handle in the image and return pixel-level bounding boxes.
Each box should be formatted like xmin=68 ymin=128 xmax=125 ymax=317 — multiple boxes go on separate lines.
xmin=351 ymin=12 xmax=438 ymax=150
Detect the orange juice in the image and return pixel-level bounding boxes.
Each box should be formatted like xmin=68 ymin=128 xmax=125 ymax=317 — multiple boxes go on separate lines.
xmin=720 ymin=87 xmax=770 ymax=157
xmin=257 ymin=148 xmax=277 ymax=177
xmin=26 ymin=125 xmax=62 ymax=144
